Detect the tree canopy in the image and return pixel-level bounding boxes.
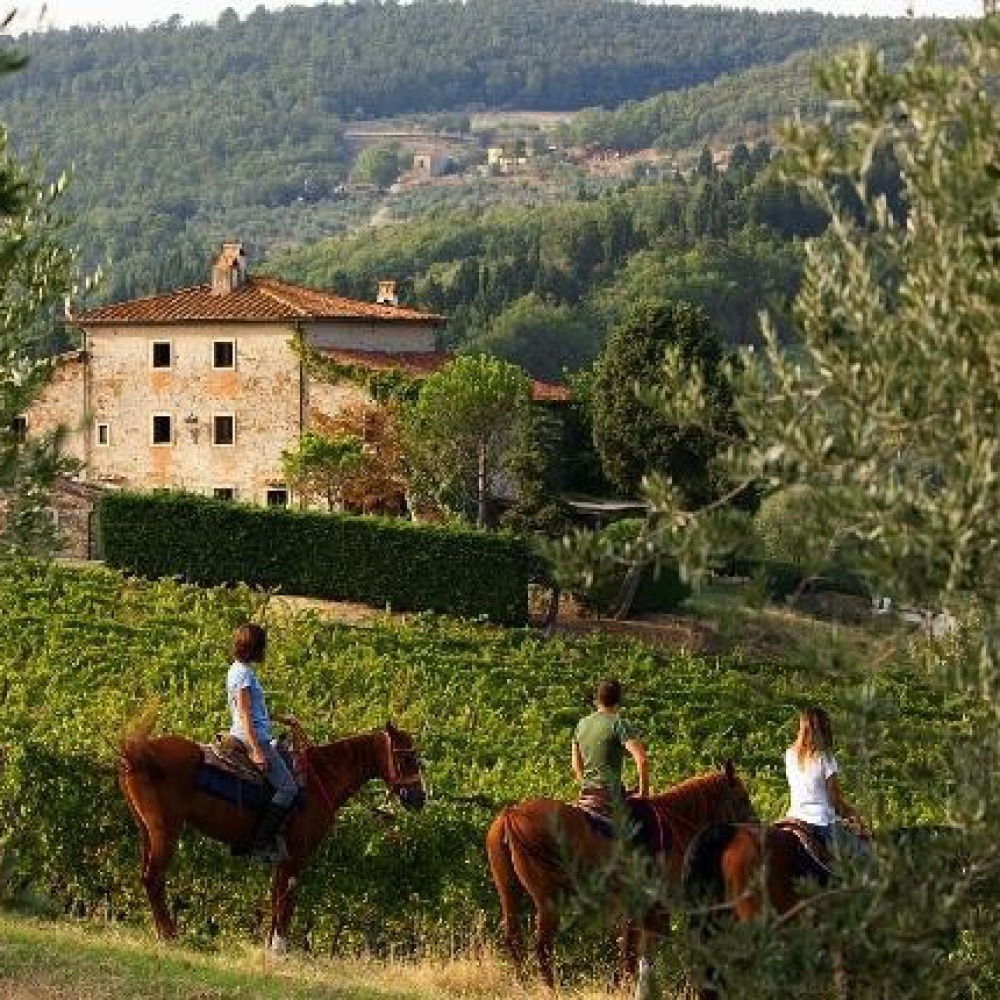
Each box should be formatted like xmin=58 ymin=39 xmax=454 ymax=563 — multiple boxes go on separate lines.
xmin=590 ymin=299 xmax=731 ymax=504
xmin=0 ymin=42 xmax=78 ymax=555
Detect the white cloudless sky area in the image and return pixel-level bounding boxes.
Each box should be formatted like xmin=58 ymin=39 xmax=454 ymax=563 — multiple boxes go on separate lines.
xmin=7 ymin=0 xmax=985 ymax=33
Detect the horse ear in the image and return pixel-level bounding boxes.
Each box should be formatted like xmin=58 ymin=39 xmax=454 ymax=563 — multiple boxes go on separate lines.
xmin=723 ymin=758 xmax=736 ymax=783
xmin=385 ymin=719 xmax=395 ymax=733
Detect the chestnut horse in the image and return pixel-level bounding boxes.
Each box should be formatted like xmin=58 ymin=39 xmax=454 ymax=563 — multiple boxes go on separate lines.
xmin=485 ymin=764 xmax=755 ymax=991
xmin=682 ymin=822 xmax=869 ymax=999
xmin=118 ymin=718 xmax=425 ymax=949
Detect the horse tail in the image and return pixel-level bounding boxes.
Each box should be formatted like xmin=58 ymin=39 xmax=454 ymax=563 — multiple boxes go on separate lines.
xmin=486 ymin=808 xmax=526 ymax=966
xmin=487 ymin=809 xmax=521 ymax=904
xmin=118 ymin=704 xmax=164 ymax=781
xmin=683 ymin=821 xmax=737 ymax=909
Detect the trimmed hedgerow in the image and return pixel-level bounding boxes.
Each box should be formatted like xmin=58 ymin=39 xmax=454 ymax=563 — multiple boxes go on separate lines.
xmin=98 ymin=491 xmax=531 ymax=624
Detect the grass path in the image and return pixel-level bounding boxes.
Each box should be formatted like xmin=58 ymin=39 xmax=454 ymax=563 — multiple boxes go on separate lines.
xmin=0 ymin=911 xmax=630 ymax=1000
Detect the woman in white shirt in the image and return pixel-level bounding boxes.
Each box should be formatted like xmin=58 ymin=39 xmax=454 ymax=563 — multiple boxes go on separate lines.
xmin=785 ymin=706 xmax=867 ymax=846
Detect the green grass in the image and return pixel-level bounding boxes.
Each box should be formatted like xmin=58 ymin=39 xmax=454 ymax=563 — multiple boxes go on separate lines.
xmin=0 ymin=912 xmax=385 ymax=999
xmin=0 ymin=911 xmax=620 ymax=1000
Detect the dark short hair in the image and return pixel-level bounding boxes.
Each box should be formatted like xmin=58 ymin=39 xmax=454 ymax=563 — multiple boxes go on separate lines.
xmin=596 ymin=679 xmax=622 ymax=708
xmin=233 ymin=623 xmax=267 ymax=664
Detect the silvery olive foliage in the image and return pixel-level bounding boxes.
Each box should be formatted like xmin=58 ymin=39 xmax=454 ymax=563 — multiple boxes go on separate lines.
xmin=0 ymin=37 xmax=79 ymax=556
xmin=557 ymin=20 xmax=1000 ymax=999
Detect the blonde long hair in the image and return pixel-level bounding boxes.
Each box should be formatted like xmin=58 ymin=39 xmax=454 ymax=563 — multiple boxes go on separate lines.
xmin=793 ymin=706 xmax=833 ymax=765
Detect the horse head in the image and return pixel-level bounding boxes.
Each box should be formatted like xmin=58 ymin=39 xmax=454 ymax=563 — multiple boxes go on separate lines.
xmin=381 ymin=721 xmax=426 ymax=811
xmin=718 ymin=758 xmax=756 ymax=824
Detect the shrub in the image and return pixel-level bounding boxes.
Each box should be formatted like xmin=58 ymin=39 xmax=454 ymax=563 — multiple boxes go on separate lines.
xmin=754 ymin=485 xmax=825 ymax=568
xmin=576 ymin=518 xmax=691 ymax=614
xmin=98 ymin=491 xmax=531 ymax=625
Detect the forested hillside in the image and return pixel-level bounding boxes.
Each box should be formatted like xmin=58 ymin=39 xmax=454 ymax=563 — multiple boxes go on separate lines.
xmin=562 ymin=28 xmax=925 ymax=152
xmin=267 ymin=143 xmax=835 ymax=377
xmin=0 ymin=1 xmax=931 ymax=300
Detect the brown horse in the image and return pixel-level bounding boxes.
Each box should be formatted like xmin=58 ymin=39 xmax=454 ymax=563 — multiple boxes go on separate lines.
xmin=485 ymin=764 xmax=755 ymax=991
xmin=118 ymin=718 xmax=425 ymax=949
xmin=682 ymin=822 xmax=866 ymax=999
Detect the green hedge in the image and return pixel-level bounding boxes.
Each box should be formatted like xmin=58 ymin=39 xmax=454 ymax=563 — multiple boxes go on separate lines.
xmin=98 ymin=491 xmax=531 ymax=625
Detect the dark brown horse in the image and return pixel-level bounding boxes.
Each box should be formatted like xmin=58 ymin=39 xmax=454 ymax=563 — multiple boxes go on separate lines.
xmin=118 ymin=717 xmax=425 ymax=949
xmin=682 ymin=822 xmax=867 ymax=999
xmin=485 ymin=765 xmax=755 ymax=991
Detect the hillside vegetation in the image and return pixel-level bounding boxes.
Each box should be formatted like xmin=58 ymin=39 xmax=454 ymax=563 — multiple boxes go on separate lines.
xmin=0 ymin=1 xmax=931 ymax=298
xmin=0 ymin=912 xmax=554 ymax=1000
xmin=562 ymin=28 xmax=927 ymax=153
xmin=0 ymin=561 xmax=972 ymax=956
xmin=266 ymin=147 xmax=830 ymax=373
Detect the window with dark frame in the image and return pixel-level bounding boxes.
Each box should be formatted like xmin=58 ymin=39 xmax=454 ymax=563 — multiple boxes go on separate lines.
xmin=213 ymin=487 xmax=236 ymax=501
xmin=96 ymin=422 xmax=110 ymax=447
xmin=213 ymin=340 xmax=235 ymax=369
xmin=151 ymin=341 xmax=172 ymax=369
xmin=213 ymin=414 xmax=235 ymax=446
xmin=152 ymin=414 xmax=172 ymax=445
xmin=266 ymin=488 xmax=289 ymax=508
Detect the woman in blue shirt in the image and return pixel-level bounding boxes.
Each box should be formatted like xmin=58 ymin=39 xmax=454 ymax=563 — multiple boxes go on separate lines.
xmin=228 ymin=623 xmax=298 ymax=862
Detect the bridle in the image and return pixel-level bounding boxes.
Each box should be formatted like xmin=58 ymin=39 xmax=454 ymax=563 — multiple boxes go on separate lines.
xmin=383 ymin=730 xmax=424 ymax=794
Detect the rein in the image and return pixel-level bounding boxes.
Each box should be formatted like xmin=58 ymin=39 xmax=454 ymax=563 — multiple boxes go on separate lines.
xmin=297 ymin=729 xmax=422 ymax=822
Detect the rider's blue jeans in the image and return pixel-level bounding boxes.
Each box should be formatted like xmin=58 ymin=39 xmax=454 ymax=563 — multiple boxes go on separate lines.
xmin=262 ymin=740 xmax=298 ymax=807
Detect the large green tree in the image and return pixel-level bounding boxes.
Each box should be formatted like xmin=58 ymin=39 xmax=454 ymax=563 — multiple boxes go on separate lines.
xmin=402 ymin=355 xmax=532 ymax=526
xmin=590 ymin=299 xmax=732 ymax=505
xmin=0 ymin=40 xmax=77 ymax=555
xmin=469 ymin=293 xmax=598 ymax=381
xmin=281 ymin=431 xmax=364 ymax=511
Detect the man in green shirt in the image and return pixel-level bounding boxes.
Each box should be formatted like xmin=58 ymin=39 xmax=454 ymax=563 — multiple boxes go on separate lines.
xmin=573 ymin=678 xmax=649 ymax=818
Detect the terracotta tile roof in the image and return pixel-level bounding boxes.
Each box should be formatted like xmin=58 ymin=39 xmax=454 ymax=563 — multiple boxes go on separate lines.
xmin=70 ymin=276 xmax=446 ymax=326
xmin=318 ymin=347 xmax=571 ymax=403
xmin=322 ymin=348 xmax=451 ymax=377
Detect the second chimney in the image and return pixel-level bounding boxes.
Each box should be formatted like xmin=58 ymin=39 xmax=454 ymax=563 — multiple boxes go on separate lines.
xmin=211 ymin=242 xmax=248 ymax=295
xmin=376 ymin=280 xmax=398 ymax=307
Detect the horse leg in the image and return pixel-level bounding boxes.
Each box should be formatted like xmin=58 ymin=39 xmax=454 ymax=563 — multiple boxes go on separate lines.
xmin=618 ymin=920 xmax=639 ymax=988
xmin=535 ymin=902 xmax=560 ymax=992
xmin=633 ymin=927 xmax=662 ymax=1000
xmin=142 ymin=821 xmax=181 ymax=940
xmin=120 ymin=769 xmax=181 ymax=940
xmin=269 ymin=859 xmax=303 ymax=954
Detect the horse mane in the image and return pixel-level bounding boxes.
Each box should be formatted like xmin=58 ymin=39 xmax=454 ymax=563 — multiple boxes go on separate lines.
xmin=649 ymin=770 xmax=732 ymax=828
xmin=302 ymin=729 xmax=386 ymax=774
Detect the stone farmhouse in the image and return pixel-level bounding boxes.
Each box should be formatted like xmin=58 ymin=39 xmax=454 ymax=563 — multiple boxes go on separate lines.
xmin=26 ymin=243 xmax=567 ymax=516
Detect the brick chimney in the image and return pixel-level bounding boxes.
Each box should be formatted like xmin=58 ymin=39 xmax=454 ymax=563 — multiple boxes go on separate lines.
xmin=211 ymin=242 xmax=248 ymax=295
xmin=376 ymin=280 xmax=398 ymax=307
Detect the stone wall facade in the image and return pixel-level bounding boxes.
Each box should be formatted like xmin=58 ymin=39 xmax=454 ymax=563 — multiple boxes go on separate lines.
xmin=25 ymin=320 xmax=435 ymax=507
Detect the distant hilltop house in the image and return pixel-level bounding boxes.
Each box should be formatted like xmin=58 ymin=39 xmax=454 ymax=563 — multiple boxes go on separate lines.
xmin=411 ymin=151 xmax=452 ymax=178
xmin=25 ymin=243 xmax=568 ymax=521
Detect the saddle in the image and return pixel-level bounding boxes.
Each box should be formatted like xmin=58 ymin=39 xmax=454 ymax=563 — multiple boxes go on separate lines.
xmin=194 ymin=734 xmax=302 ymax=811
xmin=575 ymin=789 xmax=669 ymax=857
xmin=774 ymin=818 xmax=836 ymax=883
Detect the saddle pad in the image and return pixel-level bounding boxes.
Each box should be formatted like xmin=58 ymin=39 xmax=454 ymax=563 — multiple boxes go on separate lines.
xmin=194 ymin=763 xmax=270 ymax=811
xmin=774 ymin=820 xmax=835 ymax=883
xmin=577 ymin=805 xmax=616 ymax=839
